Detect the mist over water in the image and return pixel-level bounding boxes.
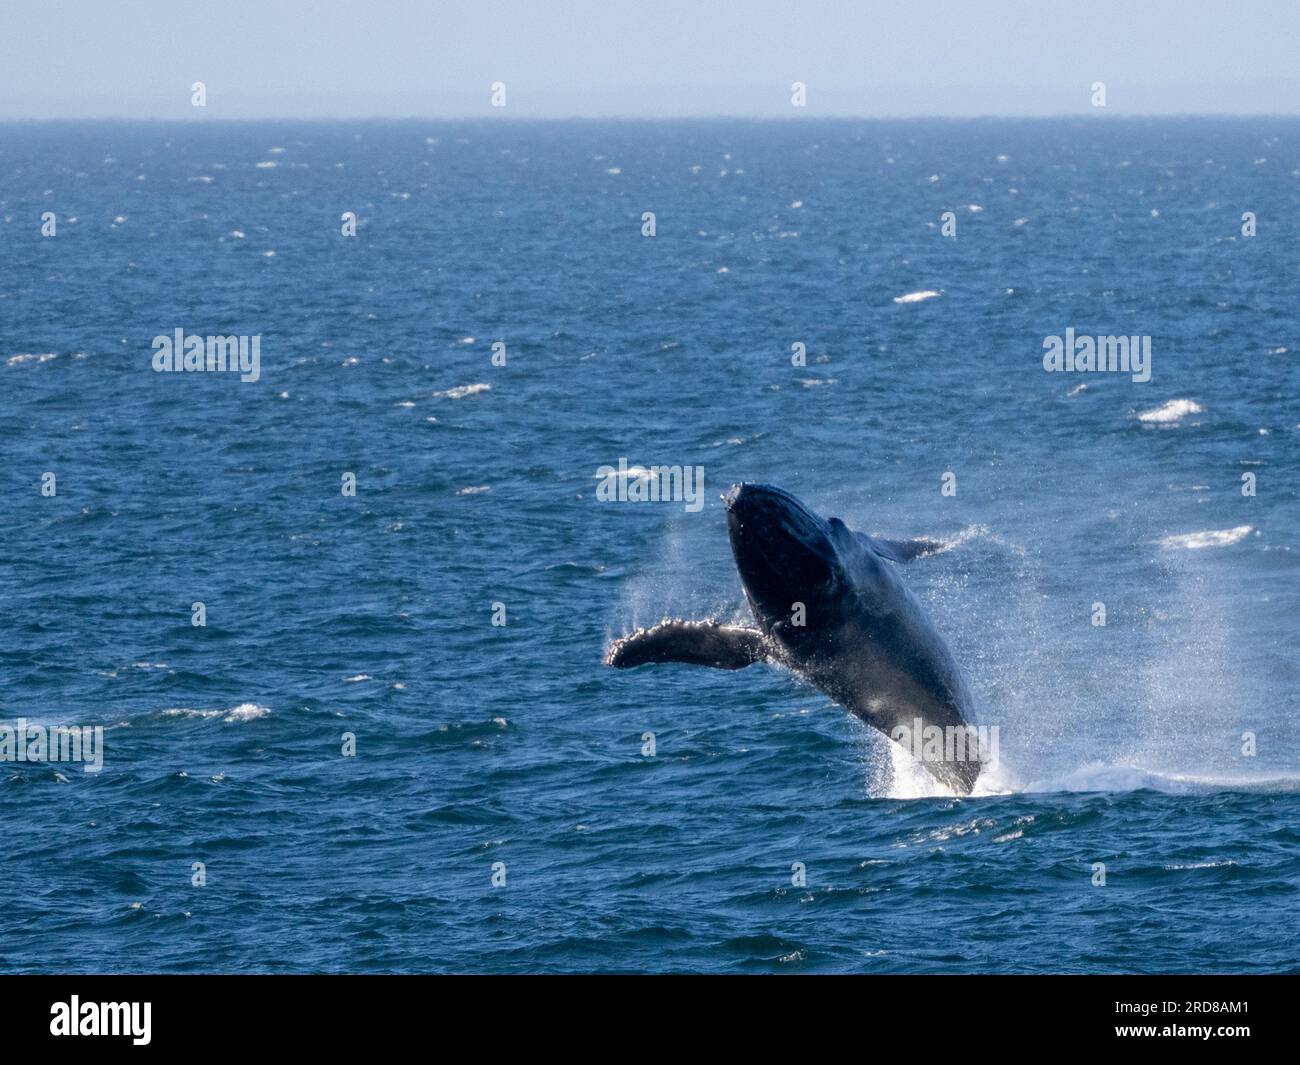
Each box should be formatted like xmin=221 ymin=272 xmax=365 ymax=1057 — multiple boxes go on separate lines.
xmin=1 ymin=118 xmax=1297 ymax=973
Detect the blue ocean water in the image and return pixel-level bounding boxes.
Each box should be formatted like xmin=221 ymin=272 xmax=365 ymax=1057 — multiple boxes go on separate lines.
xmin=1 ymin=118 xmax=1297 ymax=974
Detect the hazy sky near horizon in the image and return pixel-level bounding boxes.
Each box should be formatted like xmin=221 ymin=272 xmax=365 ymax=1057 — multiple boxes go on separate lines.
xmin=2 ymin=0 xmax=1298 ymax=118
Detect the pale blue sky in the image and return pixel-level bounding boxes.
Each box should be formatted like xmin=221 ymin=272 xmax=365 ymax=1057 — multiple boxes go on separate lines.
xmin=2 ymin=0 xmax=1297 ymax=118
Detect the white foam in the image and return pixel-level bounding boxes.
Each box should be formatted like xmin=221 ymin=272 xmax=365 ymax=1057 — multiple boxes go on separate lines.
xmin=223 ymin=703 xmax=270 ymax=723
xmin=871 ymin=741 xmax=955 ymax=799
xmin=1165 ymin=860 xmax=1236 ymax=870
xmin=433 ymin=383 xmax=490 ymax=399
xmin=1021 ymin=763 xmax=1300 ymax=795
xmin=1159 ymin=525 xmax=1253 ymax=550
xmin=1138 ymin=398 xmax=1202 ymax=423
xmin=598 ymin=465 xmax=654 ymax=482
xmin=161 ymin=708 xmax=223 ymax=720
xmin=161 ymin=703 xmax=270 ymax=724
xmin=874 ymin=743 xmax=1299 ymax=799
xmin=918 ymin=522 xmax=1023 ymax=558
xmin=892 ymin=290 xmax=941 ymax=304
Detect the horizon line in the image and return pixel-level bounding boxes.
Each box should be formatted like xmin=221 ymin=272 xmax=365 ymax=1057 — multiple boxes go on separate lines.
xmin=3 ymin=111 xmax=1300 ymax=124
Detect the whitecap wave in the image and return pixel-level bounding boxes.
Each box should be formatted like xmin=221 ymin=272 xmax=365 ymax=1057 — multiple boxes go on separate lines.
xmin=1165 ymin=860 xmax=1237 ymax=870
xmin=1138 ymin=398 xmax=1202 ymax=423
xmin=433 ymin=383 xmax=490 ymax=399
xmin=1159 ymin=525 xmax=1252 ymax=550
xmin=597 ymin=464 xmax=654 ymax=482
xmin=161 ymin=703 xmax=271 ymax=724
xmin=223 ymin=703 xmax=270 ymax=722
xmin=892 ymin=290 xmax=941 ymax=304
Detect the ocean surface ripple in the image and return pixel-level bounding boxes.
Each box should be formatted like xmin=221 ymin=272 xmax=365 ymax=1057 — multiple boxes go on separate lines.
xmin=1 ymin=118 xmax=1297 ymax=973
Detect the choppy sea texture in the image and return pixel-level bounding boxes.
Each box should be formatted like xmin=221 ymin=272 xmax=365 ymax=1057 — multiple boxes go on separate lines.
xmin=1 ymin=118 xmax=1298 ymax=973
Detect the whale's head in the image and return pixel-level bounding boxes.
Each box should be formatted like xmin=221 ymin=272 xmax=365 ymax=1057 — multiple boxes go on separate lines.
xmin=724 ymin=483 xmax=852 ymax=640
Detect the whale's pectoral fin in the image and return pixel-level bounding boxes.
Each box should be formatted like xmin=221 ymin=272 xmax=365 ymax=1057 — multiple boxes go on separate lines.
xmin=863 ymin=534 xmax=946 ymax=563
xmin=605 ymin=620 xmax=767 ymax=670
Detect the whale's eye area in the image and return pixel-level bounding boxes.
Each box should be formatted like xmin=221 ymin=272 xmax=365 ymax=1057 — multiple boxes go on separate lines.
xmin=725 ymin=483 xmax=837 ymax=620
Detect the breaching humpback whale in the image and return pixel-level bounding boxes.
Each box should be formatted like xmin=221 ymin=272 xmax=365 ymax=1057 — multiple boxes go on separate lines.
xmin=605 ymin=483 xmax=983 ymax=793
